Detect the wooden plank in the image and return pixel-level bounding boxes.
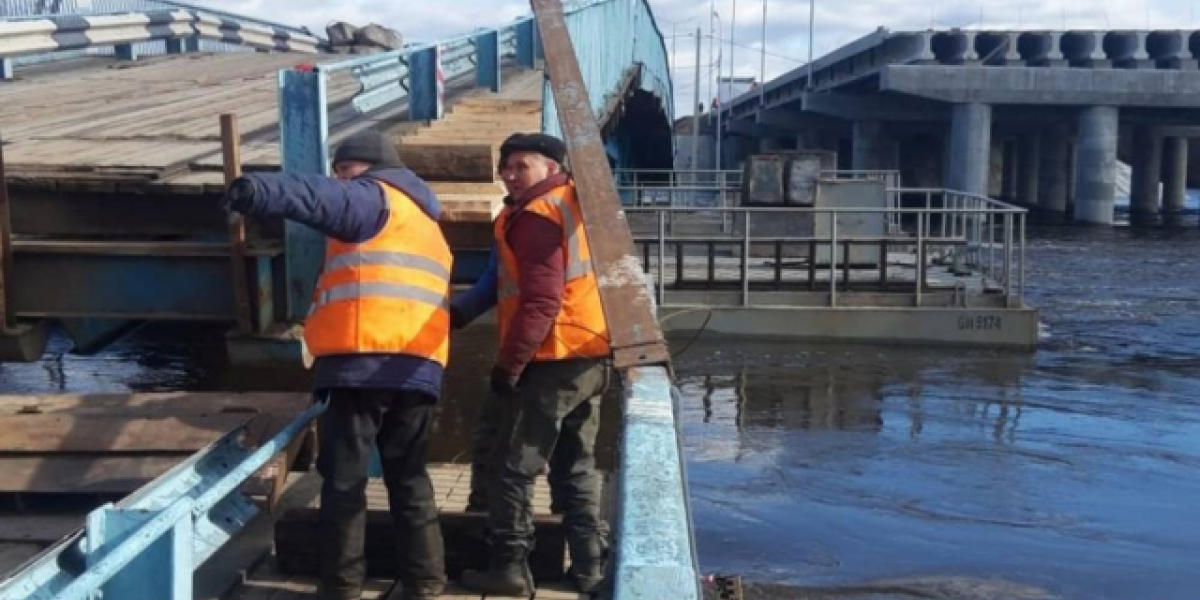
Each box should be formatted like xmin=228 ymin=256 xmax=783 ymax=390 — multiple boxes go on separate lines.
xmin=533 ymin=0 xmax=670 ymax=369
xmin=428 ymin=181 xmax=505 ymax=195
xmin=0 ymin=134 xmax=15 ymax=331
xmin=0 ymin=392 xmax=309 ymax=417
xmin=273 ymin=508 xmax=566 ymax=582
xmin=0 ymin=542 xmax=43 ymax=578
xmin=0 ymin=456 xmax=185 ymax=493
xmin=221 ymin=113 xmax=254 ymax=335
xmin=0 ymin=413 xmax=252 ymax=452
xmin=0 ymin=515 xmax=81 ymax=543
xmin=397 ymin=144 xmax=497 ymax=183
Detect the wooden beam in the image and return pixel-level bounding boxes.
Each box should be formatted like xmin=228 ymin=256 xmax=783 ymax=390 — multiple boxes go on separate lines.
xmin=221 ymin=114 xmax=254 ymax=335
xmin=0 ymin=414 xmax=252 ymax=452
xmin=0 ymin=134 xmax=14 ymax=332
xmin=397 ymin=143 xmax=496 ymax=183
xmin=531 ymin=0 xmax=670 ymax=369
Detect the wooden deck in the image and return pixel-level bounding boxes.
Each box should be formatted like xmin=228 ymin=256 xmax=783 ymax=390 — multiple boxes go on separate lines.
xmin=230 ymin=465 xmax=590 ymax=600
xmin=0 ymin=51 xmax=544 ymax=232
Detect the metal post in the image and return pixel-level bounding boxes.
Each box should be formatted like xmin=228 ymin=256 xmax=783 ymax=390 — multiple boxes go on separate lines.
xmin=475 ymin=30 xmax=501 ymax=93
xmin=278 ymin=66 xmax=329 ymax=321
xmin=915 ymin=211 xmax=924 ymax=307
xmin=829 ymin=212 xmax=837 ymax=307
xmin=691 ymin=28 xmax=701 ymax=173
xmin=715 ymin=48 xmax=723 ymax=170
xmin=1004 ymin=212 xmax=1013 ymax=298
xmin=517 ymin=20 xmax=537 ymax=67
xmin=742 ymin=211 xmax=751 ymax=306
xmin=806 ymin=0 xmax=815 ymax=88
xmin=0 ymin=58 xmax=14 ymax=80
xmin=1018 ymin=212 xmax=1026 ymax=302
xmin=658 ymin=210 xmax=666 ymax=306
xmin=409 ymin=45 xmax=444 ymax=121
xmin=760 ymin=0 xmax=767 ymax=105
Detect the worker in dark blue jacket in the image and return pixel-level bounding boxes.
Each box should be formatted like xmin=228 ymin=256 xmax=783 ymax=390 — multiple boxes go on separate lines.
xmin=225 ymin=130 xmax=447 ymax=600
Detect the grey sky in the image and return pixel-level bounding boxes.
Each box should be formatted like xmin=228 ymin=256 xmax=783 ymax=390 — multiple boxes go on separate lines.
xmin=202 ymin=0 xmax=1197 ymax=116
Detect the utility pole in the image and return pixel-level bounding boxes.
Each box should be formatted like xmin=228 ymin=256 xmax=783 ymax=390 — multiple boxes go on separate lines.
xmin=730 ymin=0 xmax=737 ymax=107
xmin=759 ymin=0 xmax=767 ymax=105
xmin=716 ymin=40 xmax=722 ymax=170
xmin=692 ymin=27 xmax=701 ymax=175
xmin=708 ymin=0 xmax=715 ymax=109
xmin=806 ymin=0 xmax=815 ymax=89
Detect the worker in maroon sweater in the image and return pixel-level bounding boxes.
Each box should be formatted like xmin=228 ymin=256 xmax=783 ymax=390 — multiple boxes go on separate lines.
xmin=451 ymin=133 xmax=612 ymax=595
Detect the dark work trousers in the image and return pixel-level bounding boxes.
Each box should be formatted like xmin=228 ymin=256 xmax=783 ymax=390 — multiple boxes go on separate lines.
xmin=316 ymin=388 xmax=446 ymax=600
xmin=484 ymin=358 xmax=611 ymax=563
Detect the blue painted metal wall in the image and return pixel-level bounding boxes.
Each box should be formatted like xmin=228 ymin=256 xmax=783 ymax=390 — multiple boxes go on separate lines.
xmin=540 ymin=0 xmax=674 ymax=139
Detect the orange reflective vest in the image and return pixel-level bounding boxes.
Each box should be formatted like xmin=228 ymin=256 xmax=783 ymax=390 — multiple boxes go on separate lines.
xmin=304 ymin=181 xmax=453 ymax=366
xmin=495 ymin=181 xmax=611 ymax=361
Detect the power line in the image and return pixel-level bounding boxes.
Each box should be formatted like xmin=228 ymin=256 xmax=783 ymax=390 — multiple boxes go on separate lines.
xmin=708 ymin=33 xmax=805 ymax=64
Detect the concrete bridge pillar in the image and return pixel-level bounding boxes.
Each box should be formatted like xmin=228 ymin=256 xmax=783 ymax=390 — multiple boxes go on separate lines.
xmin=1000 ymin=140 xmax=1018 ymax=200
xmin=1130 ymin=126 xmax=1163 ymax=215
xmin=1163 ymin=137 xmax=1190 ymax=213
xmin=1017 ymin=133 xmax=1042 ymax=206
xmin=1038 ymin=129 xmax=1071 ymax=212
xmin=1074 ymin=106 xmax=1119 ymax=225
xmin=852 ymin=121 xmax=896 ymax=171
xmin=948 ymin=103 xmax=992 ymax=196
xmin=759 ymin=137 xmax=785 ymax=153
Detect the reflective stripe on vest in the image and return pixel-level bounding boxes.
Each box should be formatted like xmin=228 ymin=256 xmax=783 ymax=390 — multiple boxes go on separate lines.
xmin=496 ymin=194 xmax=593 ymax=302
xmin=324 ymin=250 xmax=453 ymax=281
xmin=310 ymin=281 xmax=449 ymax=314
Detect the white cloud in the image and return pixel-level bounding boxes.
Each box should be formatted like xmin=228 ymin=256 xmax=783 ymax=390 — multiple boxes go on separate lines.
xmin=198 ymin=0 xmax=1197 ymax=116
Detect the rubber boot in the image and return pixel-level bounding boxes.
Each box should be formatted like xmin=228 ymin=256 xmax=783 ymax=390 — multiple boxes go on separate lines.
xmin=567 ymin=535 xmax=608 ymax=593
xmin=394 ymin=518 xmax=447 ymax=600
xmin=382 ymin=580 xmax=445 ymax=600
xmin=460 ymin=555 xmax=535 ymax=596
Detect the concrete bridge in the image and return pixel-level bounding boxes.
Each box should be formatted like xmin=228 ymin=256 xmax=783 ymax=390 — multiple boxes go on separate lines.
xmin=719 ymin=28 xmax=1200 ymax=225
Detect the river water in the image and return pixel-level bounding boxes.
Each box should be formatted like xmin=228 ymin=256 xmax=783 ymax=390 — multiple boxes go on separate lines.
xmin=679 ymin=209 xmax=1200 ymax=600
xmin=2 ymin=206 xmax=1199 ymax=600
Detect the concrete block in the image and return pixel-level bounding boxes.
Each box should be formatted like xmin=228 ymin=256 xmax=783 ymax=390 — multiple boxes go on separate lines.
xmin=325 ymin=21 xmax=358 ymax=46
xmin=354 ymin=24 xmax=403 ymax=50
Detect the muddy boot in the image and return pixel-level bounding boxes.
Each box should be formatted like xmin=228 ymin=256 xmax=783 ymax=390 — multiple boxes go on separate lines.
xmin=460 ymin=555 xmax=535 ymax=596
xmin=567 ymin=536 xmax=608 ymax=593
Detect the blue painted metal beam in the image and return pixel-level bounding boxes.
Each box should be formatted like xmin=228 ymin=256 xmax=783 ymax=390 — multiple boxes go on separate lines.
xmin=475 ymin=30 xmax=501 ymax=93
xmin=0 ymin=399 xmax=327 ymax=600
xmin=408 ymin=46 xmax=443 ymax=121
xmin=614 ymin=366 xmax=701 ymax=600
xmin=114 ymin=42 xmax=137 ymax=61
xmin=516 ymin=20 xmax=537 ymax=67
xmin=278 ymin=67 xmax=329 ymax=321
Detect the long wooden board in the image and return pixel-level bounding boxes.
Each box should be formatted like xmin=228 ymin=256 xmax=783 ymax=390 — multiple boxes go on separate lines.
xmin=0 ymin=414 xmax=254 ymax=453
xmin=397 ymin=143 xmax=497 ymax=182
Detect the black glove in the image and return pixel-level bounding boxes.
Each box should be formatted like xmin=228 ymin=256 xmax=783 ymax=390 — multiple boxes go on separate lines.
xmin=489 ymin=365 xmax=520 ymax=397
xmin=449 ymin=305 xmax=466 ymax=330
xmin=223 ymin=177 xmax=257 ymax=214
